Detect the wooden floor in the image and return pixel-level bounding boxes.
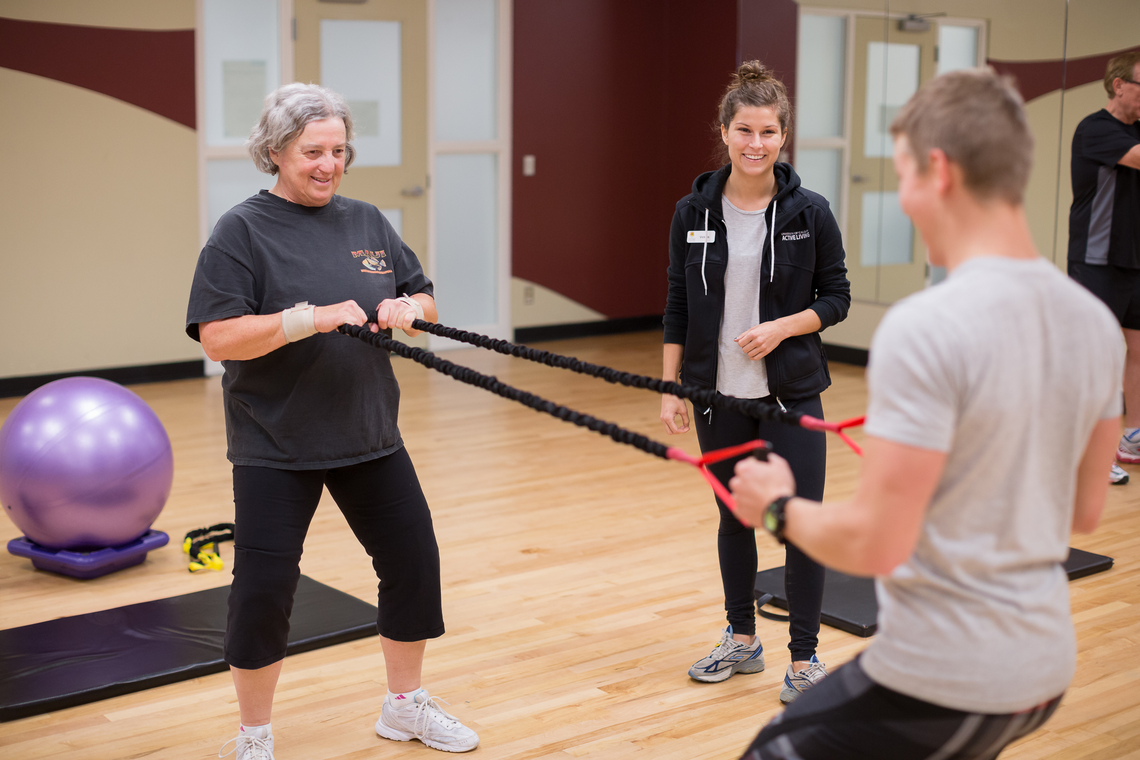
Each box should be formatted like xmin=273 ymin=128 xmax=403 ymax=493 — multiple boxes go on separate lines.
xmin=1 ymin=330 xmax=1138 ymax=759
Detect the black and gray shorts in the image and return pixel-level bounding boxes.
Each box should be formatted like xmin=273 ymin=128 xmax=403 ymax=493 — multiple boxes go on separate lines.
xmin=1069 ymin=260 xmax=1140 ymax=330
xmin=741 ymin=654 xmax=1062 ymax=760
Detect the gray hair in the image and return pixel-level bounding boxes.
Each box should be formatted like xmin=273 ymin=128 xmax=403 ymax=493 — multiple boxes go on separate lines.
xmin=247 ymin=83 xmax=356 ymax=175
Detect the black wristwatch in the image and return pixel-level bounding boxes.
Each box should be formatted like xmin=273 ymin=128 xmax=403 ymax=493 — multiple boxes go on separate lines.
xmin=762 ymin=495 xmax=792 ymax=544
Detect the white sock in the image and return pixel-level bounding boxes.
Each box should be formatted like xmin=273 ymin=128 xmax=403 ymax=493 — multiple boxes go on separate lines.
xmin=388 ymin=688 xmax=425 ymax=708
xmin=240 ymin=722 xmax=272 ymax=739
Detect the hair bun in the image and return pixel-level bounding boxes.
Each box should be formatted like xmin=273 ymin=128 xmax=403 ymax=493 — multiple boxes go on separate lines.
xmin=735 ymin=60 xmax=773 ymax=86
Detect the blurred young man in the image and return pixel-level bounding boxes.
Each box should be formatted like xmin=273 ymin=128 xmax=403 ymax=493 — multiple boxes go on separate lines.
xmin=730 ymin=69 xmax=1123 ymax=760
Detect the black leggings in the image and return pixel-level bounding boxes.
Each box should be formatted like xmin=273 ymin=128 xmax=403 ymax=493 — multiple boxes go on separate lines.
xmin=694 ymin=393 xmax=826 ymax=660
xmin=741 ymin=655 xmax=1062 ymax=760
xmin=225 ymin=447 xmax=444 ymax=670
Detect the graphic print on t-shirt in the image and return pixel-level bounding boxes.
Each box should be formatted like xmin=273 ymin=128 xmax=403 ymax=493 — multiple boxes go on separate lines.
xmin=352 ymin=248 xmax=392 ymax=274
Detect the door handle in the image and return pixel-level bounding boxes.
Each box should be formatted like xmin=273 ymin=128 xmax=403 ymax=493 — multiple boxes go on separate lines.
xmin=401 ymin=186 xmax=425 ymax=197
xmin=851 ymin=174 xmax=867 ymax=183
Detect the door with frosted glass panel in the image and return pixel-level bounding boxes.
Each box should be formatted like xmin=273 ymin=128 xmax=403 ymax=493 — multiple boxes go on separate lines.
xmin=847 ymin=16 xmax=937 ymax=305
xmin=430 ymin=0 xmax=510 ymax=341
xmin=293 ymin=0 xmax=428 ymax=256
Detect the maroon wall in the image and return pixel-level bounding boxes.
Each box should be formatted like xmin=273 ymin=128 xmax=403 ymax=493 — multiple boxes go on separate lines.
xmin=739 ymin=0 xmax=798 ymax=162
xmin=512 ymin=0 xmax=738 ymax=320
xmin=0 ymin=17 xmax=195 ymax=128
xmin=990 ymin=44 xmax=1140 ymax=103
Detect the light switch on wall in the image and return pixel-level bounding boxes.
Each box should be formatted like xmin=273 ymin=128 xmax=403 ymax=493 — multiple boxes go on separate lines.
xmin=522 ymin=154 xmax=536 ymax=176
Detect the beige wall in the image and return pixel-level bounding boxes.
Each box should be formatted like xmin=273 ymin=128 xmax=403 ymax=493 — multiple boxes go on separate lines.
xmin=0 ymin=0 xmax=192 ymax=28
xmin=511 ymin=279 xmax=606 ymax=329
xmin=0 ymin=0 xmax=200 ymax=379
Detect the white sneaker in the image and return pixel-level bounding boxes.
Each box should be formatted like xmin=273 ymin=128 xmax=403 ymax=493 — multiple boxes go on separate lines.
xmin=1111 ymin=462 xmax=1129 ymax=485
xmin=218 ymin=727 xmax=274 ymax=760
xmin=375 ymin=690 xmax=479 ymax=753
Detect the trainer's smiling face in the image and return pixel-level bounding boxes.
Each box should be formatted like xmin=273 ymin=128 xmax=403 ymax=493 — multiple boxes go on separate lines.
xmin=269 ymin=118 xmax=346 ymax=207
xmin=721 ymin=106 xmax=787 ymax=180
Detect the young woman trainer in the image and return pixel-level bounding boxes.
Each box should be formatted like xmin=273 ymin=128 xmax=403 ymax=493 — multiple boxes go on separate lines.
xmin=661 ymin=61 xmax=850 ymax=702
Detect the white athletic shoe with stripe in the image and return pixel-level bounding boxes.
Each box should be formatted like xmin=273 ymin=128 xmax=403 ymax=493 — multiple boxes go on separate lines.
xmin=1111 ymin=462 xmax=1130 ymax=485
xmin=376 ymin=689 xmax=479 ymax=753
xmin=218 ymin=728 xmax=274 ymax=760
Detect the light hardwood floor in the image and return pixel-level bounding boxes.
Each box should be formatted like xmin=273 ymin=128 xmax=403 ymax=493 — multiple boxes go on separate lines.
xmin=1 ymin=330 xmax=1137 ymax=759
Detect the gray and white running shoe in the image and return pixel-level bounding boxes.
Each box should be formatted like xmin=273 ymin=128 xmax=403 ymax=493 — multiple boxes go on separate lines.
xmin=779 ymin=654 xmax=828 ymax=703
xmin=688 ymin=625 xmax=765 ymax=683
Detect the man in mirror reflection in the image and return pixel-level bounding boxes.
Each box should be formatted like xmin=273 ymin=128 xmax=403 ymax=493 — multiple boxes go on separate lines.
xmin=1067 ymin=51 xmax=1140 ymax=486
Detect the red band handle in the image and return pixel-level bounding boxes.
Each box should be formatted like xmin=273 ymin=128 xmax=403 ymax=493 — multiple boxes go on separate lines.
xmin=800 ymin=415 xmax=865 ymax=457
xmin=668 ymin=440 xmax=772 ymax=524
xmin=667 ymin=415 xmax=866 ymax=526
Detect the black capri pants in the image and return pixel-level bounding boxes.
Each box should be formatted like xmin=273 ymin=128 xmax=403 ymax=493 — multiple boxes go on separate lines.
xmin=741 ymin=654 xmax=1062 ymax=760
xmin=694 ymin=393 xmax=826 ymax=660
xmin=225 ymin=447 xmax=444 ymax=670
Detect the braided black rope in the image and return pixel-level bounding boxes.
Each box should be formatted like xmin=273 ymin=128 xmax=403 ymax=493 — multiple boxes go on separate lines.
xmin=190 ymin=529 xmax=234 ymax=560
xmin=338 ymin=323 xmax=672 ymax=460
xmin=384 ymin=316 xmax=803 ymax=427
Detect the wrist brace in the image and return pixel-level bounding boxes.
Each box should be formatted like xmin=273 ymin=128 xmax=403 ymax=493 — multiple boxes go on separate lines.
xmin=396 ymin=294 xmax=425 ymax=322
xmin=281 ymin=302 xmax=317 ymax=343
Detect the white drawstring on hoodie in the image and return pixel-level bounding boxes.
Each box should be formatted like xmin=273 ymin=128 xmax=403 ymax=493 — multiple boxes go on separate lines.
xmin=768 ymin=198 xmax=777 ymax=283
xmin=700 ymin=207 xmax=710 ymax=295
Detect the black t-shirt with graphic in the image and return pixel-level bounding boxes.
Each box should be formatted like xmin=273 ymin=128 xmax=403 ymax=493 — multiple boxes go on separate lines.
xmin=1068 ymin=109 xmax=1140 ymax=268
xmin=186 ymin=190 xmax=433 ymax=469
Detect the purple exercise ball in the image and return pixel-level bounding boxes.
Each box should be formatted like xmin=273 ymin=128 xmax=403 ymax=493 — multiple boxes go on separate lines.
xmin=0 ymin=377 xmax=173 ymax=550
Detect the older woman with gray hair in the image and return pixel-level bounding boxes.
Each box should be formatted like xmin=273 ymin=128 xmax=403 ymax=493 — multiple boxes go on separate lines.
xmin=186 ymin=83 xmax=477 ymax=760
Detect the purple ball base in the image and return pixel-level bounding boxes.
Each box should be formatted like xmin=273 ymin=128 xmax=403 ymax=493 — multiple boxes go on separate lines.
xmin=7 ymin=530 xmax=169 ymax=579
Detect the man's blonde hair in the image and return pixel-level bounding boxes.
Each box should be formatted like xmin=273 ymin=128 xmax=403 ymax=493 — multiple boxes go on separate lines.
xmin=890 ymin=68 xmax=1032 ymax=204
xmin=1105 ymin=51 xmax=1140 ymax=98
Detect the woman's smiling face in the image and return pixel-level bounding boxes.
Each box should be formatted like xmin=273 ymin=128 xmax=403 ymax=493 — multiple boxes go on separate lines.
xmin=721 ymin=105 xmax=786 ymax=179
xmin=269 ymin=118 xmax=347 ymax=207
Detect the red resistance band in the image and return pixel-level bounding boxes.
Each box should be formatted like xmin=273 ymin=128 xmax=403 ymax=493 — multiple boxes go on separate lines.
xmin=801 ymin=414 xmax=866 ymax=457
xmin=665 ymin=414 xmax=865 ymax=523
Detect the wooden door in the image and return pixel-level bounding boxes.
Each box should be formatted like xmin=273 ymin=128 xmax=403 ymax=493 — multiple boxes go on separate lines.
xmin=293 ymin=0 xmax=429 ymax=260
xmin=846 ymin=15 xmax=937 ymax=304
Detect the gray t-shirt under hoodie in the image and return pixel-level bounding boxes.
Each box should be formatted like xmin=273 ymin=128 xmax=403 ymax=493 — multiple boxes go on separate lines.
xmin=717 ymin=194 xmax=770 ymax=399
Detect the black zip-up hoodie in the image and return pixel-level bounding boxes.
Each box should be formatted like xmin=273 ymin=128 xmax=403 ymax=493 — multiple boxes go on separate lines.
xmin=663 ymin=162 xmax=850 ymax=400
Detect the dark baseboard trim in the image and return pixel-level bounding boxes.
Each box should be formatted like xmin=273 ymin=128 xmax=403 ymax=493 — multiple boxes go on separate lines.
xmin=823 ymin=343 xmax=868 ymax=367
xmin=0 ymin=342 xmax=858 ymax=399
xmin=515 ymin=315 xmax=663 ymax=343
xmin=0 ymin=360 xmax=206 ymax=399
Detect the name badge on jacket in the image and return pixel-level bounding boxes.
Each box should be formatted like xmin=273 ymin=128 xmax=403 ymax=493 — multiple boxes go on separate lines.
xmin=687 ymin=230 xmax=716 ymax=244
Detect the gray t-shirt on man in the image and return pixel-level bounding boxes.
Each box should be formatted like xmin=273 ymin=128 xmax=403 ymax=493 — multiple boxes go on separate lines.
xmin=860 ymin=256 xmax=1122 ymax=713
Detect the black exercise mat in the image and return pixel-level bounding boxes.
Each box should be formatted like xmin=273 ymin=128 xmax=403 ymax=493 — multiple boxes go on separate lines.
xmin=1064 ymin=547 xmax=1114 ymax=579
xmin=0 ymin=575 xmax=377 ymax=722
xmin=755 ymin=567 xmax=879 ymax=637
xmin=755 ymin=547 xmax=1114 ymax=639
